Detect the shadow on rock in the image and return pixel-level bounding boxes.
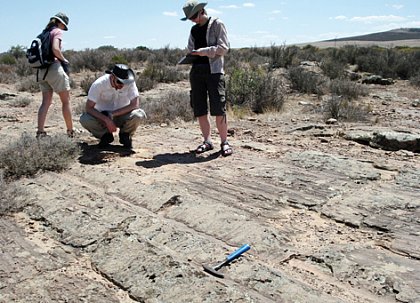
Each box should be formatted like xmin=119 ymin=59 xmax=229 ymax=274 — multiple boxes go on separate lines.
xmin=78 ymin=142 xmax=135 ymax=165
xmin=136 ymin=151 xmax=220 ymax=168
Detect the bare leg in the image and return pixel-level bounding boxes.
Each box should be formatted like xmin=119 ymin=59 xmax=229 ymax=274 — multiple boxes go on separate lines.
xmin=215 ymin=115 xmax=228 ymax=143
xmin=58 ymin=90 xmax=73 ymax=131
xmin=37 ymin=90 xmax=54 ymax=132
xmin=198 ymin=114 xmax=211 ymax=142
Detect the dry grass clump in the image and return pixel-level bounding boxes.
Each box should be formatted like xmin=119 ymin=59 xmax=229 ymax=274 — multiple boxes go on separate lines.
xmin=409 ymin=74 xmax=420 ymax=88
xmin=17 ymin=77 xmax=39 ymax=93
xmin=0 ymin=133 xmax=80 ymax=179
xmin=80 ymin=73 xmax=99 ymax=95
xmin=330 ymin=79 xmax=369 ymax=101
xmin=142 ymin=91 xmax=193 ymax=124
xmin=8 ymin=97 xmax=33 ymax=107
xmin=322 ymin=95 xmax=369 ymax=121
xmin=0 ymin=170 xmax=30 ymax=215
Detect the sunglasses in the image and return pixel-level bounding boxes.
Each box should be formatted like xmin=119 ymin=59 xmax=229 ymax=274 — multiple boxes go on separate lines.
xmin=189 ymin=11 xmax=200 ymax=20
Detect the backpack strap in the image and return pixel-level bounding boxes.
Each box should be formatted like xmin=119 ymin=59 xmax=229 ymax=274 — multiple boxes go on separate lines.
xmin=36 ymin=65 xmax=50 ymax=82
xmin=42 ymin=65 xmax=50 ymax=81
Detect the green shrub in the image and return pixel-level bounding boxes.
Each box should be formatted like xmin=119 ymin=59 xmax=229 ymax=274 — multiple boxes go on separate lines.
xmin=0 ymin=133 xmax=80 ymax=179
xmin=320 ymin=57 xmax=346 ymax=79
xmin=227 ymin=64 xmax=286 ymax=113
xmin=288 ymin=66 xmax=327 ymax=96
xmin=0 ymin=54 xmax=17 ymax=65
xmin=111 ymin=54 xmax=128 ymax=65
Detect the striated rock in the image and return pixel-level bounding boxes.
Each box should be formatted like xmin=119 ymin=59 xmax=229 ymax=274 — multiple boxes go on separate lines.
xmin=344 ymin=130 xmax=420 ymax=152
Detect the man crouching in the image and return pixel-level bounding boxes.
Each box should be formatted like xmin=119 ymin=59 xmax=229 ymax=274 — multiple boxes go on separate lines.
xmin=80 ymin=64 xmax=146 ymax=149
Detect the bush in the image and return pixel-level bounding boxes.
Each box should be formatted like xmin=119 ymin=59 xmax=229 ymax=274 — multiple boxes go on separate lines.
xmin=136 ymin=74 xmax=157 ymax=92
xmin=227 ymin=64 xmax=286 ymax=113
xmin=141 ymin=90 xmax=193 ymax=124
xmin=0 ymin=170 xmax=30 ymax=215
xmin=330 ymin=79 xmax=368 ymax=101
xmin=0 ymin=133 xmax=80 ymax=179
xmin=320 ymin=57 xmax=346 ymax=79
xmin=409 ymin=73 xmax=420 ymax=88
xmin=323 ymin=95 xmax=369 ymax=121
xmin=0 ymin=54 xmax=17 ymax=65
xmin=9 ymin=97 xmax=33 ymax=108
xmin=288 ymin=66 xmax=327 ymax=96
xmin=80 ymin=73 xmax=99 ymax=95
xmin=142 ymin=62 xmax=186 ymax=83
xmin=17 ymin=77 xmax=39 ymax=93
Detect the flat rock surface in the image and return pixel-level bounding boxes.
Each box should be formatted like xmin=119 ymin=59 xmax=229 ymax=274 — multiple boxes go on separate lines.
xmin=0 ymin=78 xmax=419 ymax=303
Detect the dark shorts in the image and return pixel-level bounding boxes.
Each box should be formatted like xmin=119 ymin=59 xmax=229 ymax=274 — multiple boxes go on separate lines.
xmin=189 ymin=64 xmax=226 ymax=117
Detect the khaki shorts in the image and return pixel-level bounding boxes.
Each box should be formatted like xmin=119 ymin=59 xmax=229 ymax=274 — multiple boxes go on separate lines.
xmin=38 ymin=61 xmax=70 ymax=93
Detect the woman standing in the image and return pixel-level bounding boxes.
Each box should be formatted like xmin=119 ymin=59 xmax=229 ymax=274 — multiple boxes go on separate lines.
xmin=181 ymin=1 xmax=233 ymax=156
xmin=36 ymin=12 xmax=74 ymax=138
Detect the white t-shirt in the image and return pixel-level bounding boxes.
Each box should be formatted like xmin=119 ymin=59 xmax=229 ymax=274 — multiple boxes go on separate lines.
xmin=87 ymin=74 xmax=139 ymax=112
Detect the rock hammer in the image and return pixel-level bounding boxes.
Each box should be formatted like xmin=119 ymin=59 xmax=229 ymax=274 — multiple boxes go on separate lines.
xmin=203 ymin=244 xmax=251 ymax=278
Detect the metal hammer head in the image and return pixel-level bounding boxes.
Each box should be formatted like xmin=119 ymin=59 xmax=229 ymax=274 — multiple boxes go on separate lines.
xmin=203 ymin=264 xmax=225 ymax=278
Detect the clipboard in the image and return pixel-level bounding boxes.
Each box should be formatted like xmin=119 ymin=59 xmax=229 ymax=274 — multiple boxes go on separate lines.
xmin=177 ymin=54 xmax=199 ymax=65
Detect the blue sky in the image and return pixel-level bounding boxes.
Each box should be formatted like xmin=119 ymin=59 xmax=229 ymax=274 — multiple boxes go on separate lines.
xmin=0 ymin=0 xmax=419 ymax=53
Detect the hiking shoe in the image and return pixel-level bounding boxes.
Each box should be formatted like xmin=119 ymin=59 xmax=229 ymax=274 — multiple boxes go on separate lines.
xmin=119 ymin=132 xmax=132 ymax=149
xmin=36 ymin=131 xmax=48 ymax=139
xmin=67 ymin=128 xmax=82 ymax=138
xmin=99 ymin=132 xmax=114 ymax=146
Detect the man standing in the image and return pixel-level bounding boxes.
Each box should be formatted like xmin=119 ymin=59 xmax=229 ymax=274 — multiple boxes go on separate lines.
xmin=80 ymin=64 xmax=146 ymax=149
xmin=181 ymin=0 xmax=233 ymax=156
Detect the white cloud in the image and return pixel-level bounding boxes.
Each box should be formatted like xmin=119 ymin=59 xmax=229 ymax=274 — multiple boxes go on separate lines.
xmin=391 ymin=4 xmax=404 ymax=10
xmin=207 ymin=8 xmax=222 ymax=15
xmin=163 ymin=11 xmax=177 ymax=17
xmin=220 ymin=5 xmax=239 ymax=9
xmin=243 ymin=3 xmax=255 ymax=8
xmin=350 ymin=15 xmax=406 ymax=23
xmin=104 ymin=36 xmax=116 ymax=39
xmin=271 ymin=10 xmax=282 ymax=14
xmin=333 ymin=15 xmax=347 ymax=21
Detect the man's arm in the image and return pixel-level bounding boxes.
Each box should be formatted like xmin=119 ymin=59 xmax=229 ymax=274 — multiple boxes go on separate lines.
xmin=85 ymin=99 xmax=117 ymax=133
xmin=111 ymin=97 xmax=139 ymax=118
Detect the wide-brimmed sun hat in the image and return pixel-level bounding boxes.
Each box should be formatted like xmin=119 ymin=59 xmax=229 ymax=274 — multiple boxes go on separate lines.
xmin=51 ymin=12 xmax=69 ymax=31
xmin=105 ymin=64 xmax=135 ymax=85
xmin=181 ymin=0 xmax=207 ymax=21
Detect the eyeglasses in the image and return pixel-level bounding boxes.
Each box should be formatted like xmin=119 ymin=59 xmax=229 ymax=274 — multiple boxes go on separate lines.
xmin=112 ymin=75 xmax=124 ymax=88
xmin=189 ymin=11 xmax=199 ymax=20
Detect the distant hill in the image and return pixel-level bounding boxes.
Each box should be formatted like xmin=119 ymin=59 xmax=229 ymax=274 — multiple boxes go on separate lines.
xmin=299 ymin=28 xmax=420 ymax=48
xmin=325 ymin=28 xmax=420 ymax=42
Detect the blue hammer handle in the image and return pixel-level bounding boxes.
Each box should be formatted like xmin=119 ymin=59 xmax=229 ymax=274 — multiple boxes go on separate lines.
xmin=226 ymin=244 xmax=251 ymax=262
